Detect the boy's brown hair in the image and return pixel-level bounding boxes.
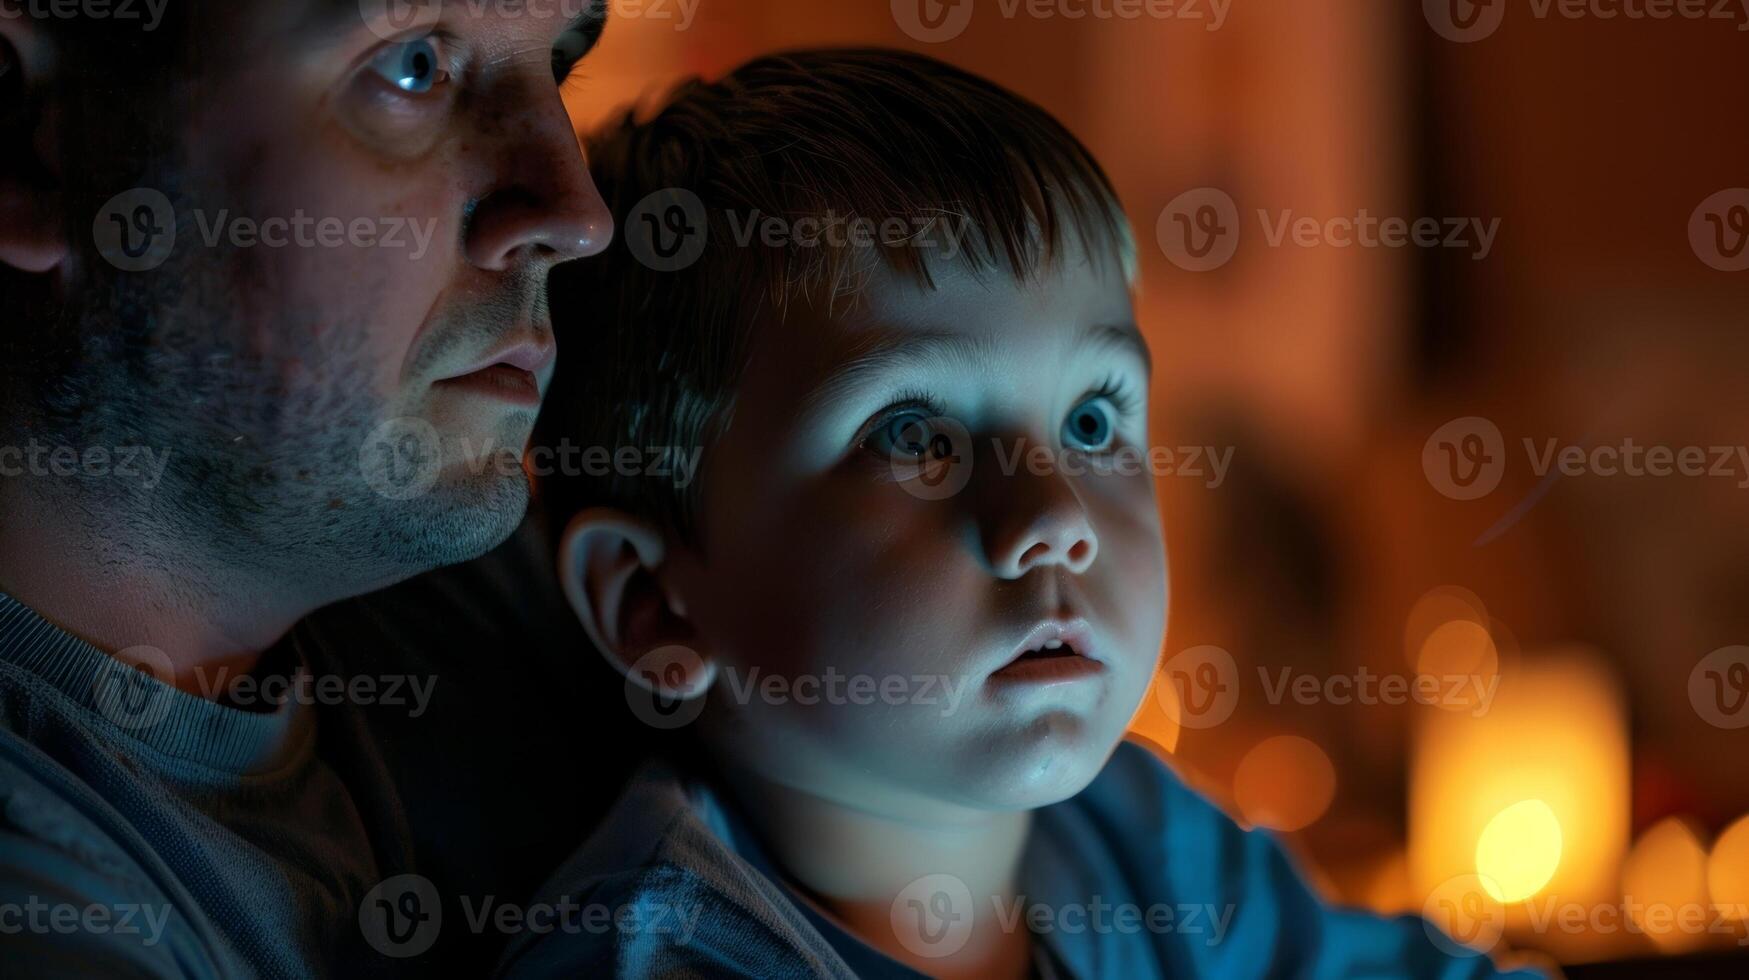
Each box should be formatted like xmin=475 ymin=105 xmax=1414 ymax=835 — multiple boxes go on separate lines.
xmin=536 ymin=47 xmax=1134 ymax=542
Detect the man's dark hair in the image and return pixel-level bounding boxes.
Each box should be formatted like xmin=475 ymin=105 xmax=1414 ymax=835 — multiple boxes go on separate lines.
xmin=535 ymin=47 xmax=1134 ymax=545
xmin=0 ymin=3 xmax=194 ymax=430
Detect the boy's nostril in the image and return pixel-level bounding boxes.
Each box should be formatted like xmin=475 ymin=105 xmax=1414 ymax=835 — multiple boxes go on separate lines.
xmin=1067 ymin=540 xmax=1093 ymax=566
xmin=1017 ymin=540 xmax=1051 ymax=572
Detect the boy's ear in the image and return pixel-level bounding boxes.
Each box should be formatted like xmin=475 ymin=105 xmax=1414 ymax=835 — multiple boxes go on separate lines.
xmin=558 ymin=508 xmax=715 ymax=702
xmin=0 ymin=20 xmax=70 ymax=275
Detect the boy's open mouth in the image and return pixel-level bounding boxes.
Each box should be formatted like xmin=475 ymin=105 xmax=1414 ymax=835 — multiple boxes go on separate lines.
xmin=990 ymin=621 xmax=1106 ymax=684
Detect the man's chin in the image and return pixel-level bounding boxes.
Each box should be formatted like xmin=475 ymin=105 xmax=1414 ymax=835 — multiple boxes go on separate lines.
xmin=381 ymin=461 xmax=533 ymax=574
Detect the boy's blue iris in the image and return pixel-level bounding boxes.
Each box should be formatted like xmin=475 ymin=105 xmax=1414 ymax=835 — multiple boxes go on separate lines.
xmin=1063 ymin=399 xmax=1114 ymax=451
xmin=873 ymin=412 xmax=935 ymax=458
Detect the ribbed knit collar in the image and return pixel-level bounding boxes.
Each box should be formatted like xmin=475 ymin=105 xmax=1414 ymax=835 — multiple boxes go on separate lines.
xmin=0 ymin=590 xmax=313 ymax=777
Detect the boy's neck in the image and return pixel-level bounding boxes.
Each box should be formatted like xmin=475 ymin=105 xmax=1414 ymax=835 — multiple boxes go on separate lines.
xmin=723 ymin=765 xmax=1037 ymax=980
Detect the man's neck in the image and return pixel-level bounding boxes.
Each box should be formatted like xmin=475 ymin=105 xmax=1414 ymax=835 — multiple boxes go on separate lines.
xmin=0 ymin=483 xmax=310 ymax=693
xmin=723 ymin=765 xmax=1036 ymax=980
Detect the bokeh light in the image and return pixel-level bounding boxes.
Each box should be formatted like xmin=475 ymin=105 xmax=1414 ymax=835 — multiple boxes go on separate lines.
xmin=1706 ymin=814 xmax=1749 ymax=921
xmin=1474 ymin=800 xmax=1564 ymax=903
xmin=1621 ymin=818 xmax=1711 ymax=953
xmin=1233 ymin=735 xmax=1336 ymax=832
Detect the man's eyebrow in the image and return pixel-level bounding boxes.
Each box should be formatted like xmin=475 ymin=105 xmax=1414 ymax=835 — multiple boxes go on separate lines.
xmin=314 ymin=0 xmax=608 ymax=58
xmin=559 ymin=0 xmax=608 ymax=61
xmin=797 ymin=321 xmax=1152 ymax=421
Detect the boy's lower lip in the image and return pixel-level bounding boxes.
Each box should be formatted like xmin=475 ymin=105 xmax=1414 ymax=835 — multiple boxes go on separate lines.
xmin=434 ymin=364 xmax=541 ymax=406
xmin=988 ymin=653 xmax=1107 ymax=685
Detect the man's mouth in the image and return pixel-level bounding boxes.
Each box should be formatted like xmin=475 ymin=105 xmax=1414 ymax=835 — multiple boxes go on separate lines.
xmin=435 ymin=363 xmax=542 ymax=406
xmin=433 ymin=335 xmax=554 ymax=408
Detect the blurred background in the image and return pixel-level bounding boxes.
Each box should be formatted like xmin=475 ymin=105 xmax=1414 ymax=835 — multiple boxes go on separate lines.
xmin=563 ymin=0 xmax=1749 ymax=973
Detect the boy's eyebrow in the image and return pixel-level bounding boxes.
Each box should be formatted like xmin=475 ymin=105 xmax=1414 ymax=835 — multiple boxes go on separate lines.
xmin=1088 ymin=322 xmax=1153 ymax=378
xmin=798 ymin=321 xmax=1152 ymax=420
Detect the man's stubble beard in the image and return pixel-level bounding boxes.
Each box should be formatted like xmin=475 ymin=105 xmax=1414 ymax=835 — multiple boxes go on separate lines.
xmin=42 ymin=241 xmax=533 ymax=609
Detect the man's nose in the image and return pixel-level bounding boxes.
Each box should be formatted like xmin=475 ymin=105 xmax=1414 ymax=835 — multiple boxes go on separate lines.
xmin=463 ymin=79 xmax=613 ymax=271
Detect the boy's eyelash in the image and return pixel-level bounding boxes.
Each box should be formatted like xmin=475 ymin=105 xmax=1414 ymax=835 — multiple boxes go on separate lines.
xmin=1085 ymin=373 xmax=1143 ymax=421
xmin=859 ymin=389 xmax=949 ymax=444
xmin=859 ymin=376 xmax=1141 ymax=448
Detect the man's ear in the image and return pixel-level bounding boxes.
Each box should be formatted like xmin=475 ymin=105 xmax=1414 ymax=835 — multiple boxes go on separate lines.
xmin=558 ymin=508 xmax=715 ymax=702
xmin=0 ymin=18 xmax=70 ymax=275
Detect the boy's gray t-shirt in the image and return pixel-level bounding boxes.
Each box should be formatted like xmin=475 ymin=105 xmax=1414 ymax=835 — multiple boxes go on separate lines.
xmin=498 ymin=742 xmax=1549 ymax=979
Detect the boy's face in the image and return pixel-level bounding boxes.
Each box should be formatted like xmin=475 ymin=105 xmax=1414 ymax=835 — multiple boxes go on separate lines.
xmin=672 ymin=241 xmax=1167 ymax=815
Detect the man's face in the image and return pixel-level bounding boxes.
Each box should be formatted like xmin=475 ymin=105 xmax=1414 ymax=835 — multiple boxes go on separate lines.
xmin=47 ymin=0 xmax=611 ymax=595
xmin=671 ymin=244 xmax=1168 ymax=817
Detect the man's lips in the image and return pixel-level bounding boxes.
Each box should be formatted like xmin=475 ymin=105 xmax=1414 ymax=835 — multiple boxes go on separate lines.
xmin=989 ymin=618 xmax=1105 ymax=684
xmin=435 ymin=363 xmax=542 ymax=406
xmin=433 ymin=334 xmax=554 ymax=407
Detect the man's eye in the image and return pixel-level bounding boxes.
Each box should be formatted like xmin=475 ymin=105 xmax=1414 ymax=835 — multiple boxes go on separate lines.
xmin=367 ymin=37 xmax=450 ymax=94
xmin=865 ymin=411 xmax=939 ymax=459
xmin=1063 ymin=398 xmax=1116 ymax=452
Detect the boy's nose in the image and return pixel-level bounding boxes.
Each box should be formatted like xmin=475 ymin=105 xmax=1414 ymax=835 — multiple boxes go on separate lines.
xmin=980 ymin=473 xmax=1100 ymax=579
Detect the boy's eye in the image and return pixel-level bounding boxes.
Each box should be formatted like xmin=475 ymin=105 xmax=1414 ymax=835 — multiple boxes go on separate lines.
xmin=1063 ymin=397 xmax=1116 ymax=452
xmin=865 ymin=411 xmax=942 ymax=460
xmin=366 ymin=37 xmax=451 ymax=94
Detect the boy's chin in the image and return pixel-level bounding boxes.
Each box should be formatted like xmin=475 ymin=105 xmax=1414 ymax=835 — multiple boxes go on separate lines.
xmin=947 ymin=714 xmax=1125 ymax=810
